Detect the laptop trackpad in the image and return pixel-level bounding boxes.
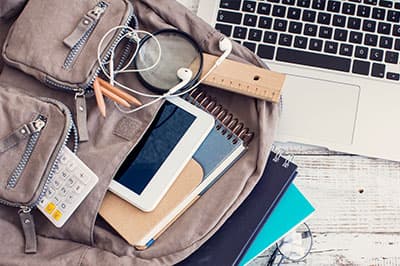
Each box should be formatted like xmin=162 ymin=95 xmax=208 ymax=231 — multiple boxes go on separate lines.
xmin=277 ymin=75 xmax=360 ymax=146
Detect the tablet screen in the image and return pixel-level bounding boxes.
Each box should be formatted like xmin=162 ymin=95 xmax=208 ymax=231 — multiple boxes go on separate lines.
xmin=114 ymin=102 xmax=196 ymax=195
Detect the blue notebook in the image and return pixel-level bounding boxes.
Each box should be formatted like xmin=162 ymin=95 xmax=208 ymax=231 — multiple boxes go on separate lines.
xmin=239 ymin=185 xmax=315 ymax=265
xmin=179 ymin=152 xmax=298 ymax=266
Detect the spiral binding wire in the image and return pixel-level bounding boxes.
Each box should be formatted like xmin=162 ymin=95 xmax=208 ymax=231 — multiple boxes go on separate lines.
xmin=184 ymin=89 xmax=254 ymax=145
xmin=271 ymin=144 xmax=295 ymax=168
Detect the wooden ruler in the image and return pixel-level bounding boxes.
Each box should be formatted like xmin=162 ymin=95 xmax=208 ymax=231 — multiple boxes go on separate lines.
xmin=199 ymin=53 xmax=286 ymax=103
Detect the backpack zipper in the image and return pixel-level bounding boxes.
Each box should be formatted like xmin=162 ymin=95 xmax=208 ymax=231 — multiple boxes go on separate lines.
xmin=0 ymin=99 xmax=77 ymax=254
xmin=63 ymin=1 xmax=109 ymax=70
xmin=7 ymin=115 xmax=47 ymax=189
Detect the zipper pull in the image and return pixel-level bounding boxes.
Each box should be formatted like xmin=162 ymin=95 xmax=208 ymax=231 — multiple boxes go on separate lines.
xmin=75 ymin=90 xmax=89 ymax=142
xmin=0 ymin=117 xmax=46 ymax=153
xmin=63 ymin=2 xmax=107 ymax=49
xmin=18 ymin=207 xmax=37 ymax=254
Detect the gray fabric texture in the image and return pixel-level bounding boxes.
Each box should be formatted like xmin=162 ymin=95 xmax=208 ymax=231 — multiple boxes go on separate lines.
xmin=0 ymin=0 xmax=280 ymax=265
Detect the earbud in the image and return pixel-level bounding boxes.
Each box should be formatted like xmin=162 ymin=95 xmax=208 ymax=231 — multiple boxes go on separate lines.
xmin=167 ymin=68 xmax=193 ymax=95
xmin=216 ymin=37 xmax=233 ymax=66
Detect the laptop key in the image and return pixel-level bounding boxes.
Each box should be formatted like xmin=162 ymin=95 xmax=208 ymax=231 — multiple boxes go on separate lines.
xmin=312 ymin=0 xmax=326 ymax=10
xmin=243 ymin=41 xmax=257 ymax=52
xmin=217 ymin=10 xmax=242 ymax=24
xmin=355 ymin=46 xmax=369 ymax=58
xmin=309 ymin=38 xmax=323 ymax=51
xmin=242 ymin=1 xmax=256 ymax=12
xmin=257 ymin=44 xmax=275 ymax=59
xmin=249 ymin=29 xmax=262 ymax=41
xmin=283 ymin=0 xmax=296 ymax=4
xmin=294 ymin=36 xmax=308 ymax=48
xmin=385 ymin=51 xmax=399 ymax=64
xmin=288 ymin=7 xmax=301 ymax=19
xmin=372 ymin=7 xmax=385 ymax=20
xmin=340 ymin=44 xmax=354 ymax=56
xmin=327 ymin=0 xmax=341 ymax=12
xmin=244 ymin=14 xmax=257 ymax=26
xmin=378 ymin=22 xmax=391 ymax=35
xmin=319 ymin=26 xmax=333 ymax=39
xmin=276 ymin=48 xmax=351 ymax=72
xmin=259 ymin=17 xmax=273 ymax=29
xmin=302 ymin=10 xmax=316 ymax=22
xmin=371 ymin=63 xmax=385 ymax=78
xmin=342 ymin=3 xmax=356 ymax=15
xmin=325 ymin=41 xmax=339 ymax=53
xmin=272 ymin=5 xmax=287 ymax=17
xmin=279 ymin=34 xmax=293 ymax=46
xmin=364 ymin=34 xmax=378 ymax=46
xmin=220 ymin=0 xmax=242 ymax=10
xmin=348 ymin=18 xmax=361 ymax=30
xmin=263 ymin=31 xmax=278 ymax=44
xmin=334 ymin=29 xmax=348 ymax=41
xmin=396 ymin=3 xmax=400 ymax=10
xmin=274 ymin=19 xmax=288 ymax=31
xmin=350 ymin=31 xmax=363 ymax=44
xmin=362 ymin=20 xmax=376 ymax=32
xmin=357 ymin=5 xmax=371 ymax=17
xmin=215 ymin=24 xmax=233 ymax=36
xmin=332 ymin=15 xmax=346 ymax=27
xmin=387 ymin=72 xmax=400 ymax=81
xmin=257 ymin=3 xmax=272 ymax=15
xmin=352 ymin=60 xmax=370 ymax=75
xmin=289 ymin=21 xmax=303 ymax=34
xmin=304 ymin=24 xmax=318 ymax=36
xmin=395 ymin=39 xmax=400 ymax=51
xmin=298 ymin=0 xmax=311 ymax=8
xmin=317 ymin=12 xmax=331 ymax=25
xmin=370 ymin=48 xmax=383 ymax=61
xmin=364 ymin=0 xmax=377 ymax=5
xmin=388 ymin=11 xmax=400 ymax=23
xmin=394 ymin=25 xmax=400 ymax=37
xmin=233 ymin=26 xmax=248 ymax=39
xmin=379 ymin=36 xmax=393 ymax=49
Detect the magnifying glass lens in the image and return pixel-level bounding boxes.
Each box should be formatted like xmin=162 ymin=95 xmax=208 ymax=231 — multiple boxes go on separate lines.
xmin=136 ymin=30 xmax=202 ymax=92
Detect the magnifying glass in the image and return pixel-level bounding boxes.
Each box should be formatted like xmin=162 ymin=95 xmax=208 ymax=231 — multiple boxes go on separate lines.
xmin=134 ymin=29 xmax=203 ymax=94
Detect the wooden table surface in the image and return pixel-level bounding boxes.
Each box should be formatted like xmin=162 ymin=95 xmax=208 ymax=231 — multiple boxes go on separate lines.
xmin=178 ymin=1 xmax=400 ymax=265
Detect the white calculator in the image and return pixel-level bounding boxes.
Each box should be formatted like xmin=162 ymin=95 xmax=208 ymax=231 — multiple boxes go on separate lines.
xmin=37 ymin=147 xmax=99 ymax=228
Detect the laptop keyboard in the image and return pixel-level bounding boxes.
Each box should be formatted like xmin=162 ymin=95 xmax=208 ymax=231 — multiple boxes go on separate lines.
xmin=215 ymin=0 xmax=400 ymax=81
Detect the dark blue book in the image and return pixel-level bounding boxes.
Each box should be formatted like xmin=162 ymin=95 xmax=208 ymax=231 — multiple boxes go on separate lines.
xmin=178 ymin=151 xmax=298 ymax=266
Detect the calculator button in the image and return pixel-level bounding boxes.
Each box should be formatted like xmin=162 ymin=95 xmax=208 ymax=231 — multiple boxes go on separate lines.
xmin=59 ymin=186 xmax=68 ymax=197
xmin=46 ymin=186 xmax=56 ymax=199
xmin=53 ymin=195 xmax=61 ymax=205
xmin=53 ymin=177 xmax=63 ymax=189
xmin=73 ymin=183 xmax=84 ymax=194
xmin=59 ymin=202 xmax=68 ymax=211
xmin=45 ymin=202 xmax=56 ymax=214
xmin=60 ymin=170 xmax=69 ymax=180
xmin=77 ymin=172 xmax=89 ymax=185
xmin=66 ymin=161 xmax=76 ymax=172
xmin=59 ymin=155 xmax=68 ymax=165
xmin=38 ymin=198 xmax=48 ymax=208
xmin=52 ymin=210 xmax=63 ymax=221
xmin=66 ymin=193 xmax=76 ymax=204
xmin=66 ymin=177 xmax=76 ymax=187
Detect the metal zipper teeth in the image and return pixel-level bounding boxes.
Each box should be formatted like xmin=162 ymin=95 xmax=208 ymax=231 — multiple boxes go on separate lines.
xmin=6 ymin=115 xmax=47 ymax=189
xmin=85 ymin=13 xmax=136 ymax=92
xmin=33 ymin=99 xmax=78 ymax=207
xmin=45 ymin=13 xmax=136 ymax=96
xmin=63 ymin=1 xmax=109 ymax=70
xmin=0 ymin=100 xmax=76 ymax=209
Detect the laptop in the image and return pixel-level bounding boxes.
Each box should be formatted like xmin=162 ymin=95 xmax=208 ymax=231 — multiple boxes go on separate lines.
xmin=197 ymin=0 xmax=400 ymax=161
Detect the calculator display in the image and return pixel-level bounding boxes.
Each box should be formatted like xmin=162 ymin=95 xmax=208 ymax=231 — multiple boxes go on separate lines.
xmin=114 ymin=102 xmax=195 ymax=195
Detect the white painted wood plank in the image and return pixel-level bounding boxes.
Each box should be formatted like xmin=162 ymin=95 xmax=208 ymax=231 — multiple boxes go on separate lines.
xmin=250 ymin=233 xmax=400 ymax=266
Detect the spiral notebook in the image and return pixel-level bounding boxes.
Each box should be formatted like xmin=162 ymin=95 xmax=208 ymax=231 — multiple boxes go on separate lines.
xmin=100 ymin=89 xmax=253 ymax=249
xmin=178 ymin=151 xmax=298 ymax=266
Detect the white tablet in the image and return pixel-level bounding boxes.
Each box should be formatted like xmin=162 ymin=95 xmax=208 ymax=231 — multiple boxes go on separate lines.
xmin=109 ymin=97 xmax=214 ymax=212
